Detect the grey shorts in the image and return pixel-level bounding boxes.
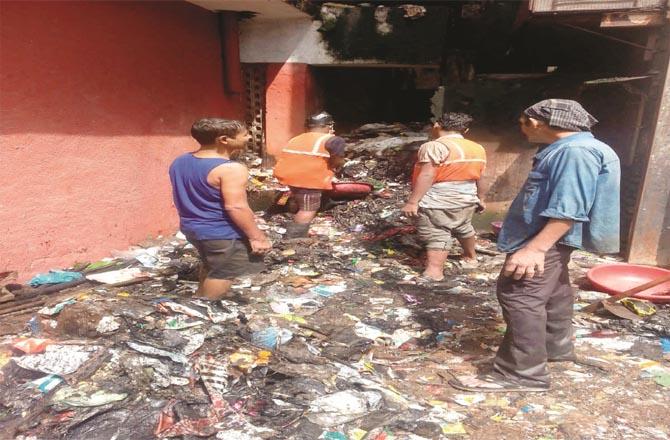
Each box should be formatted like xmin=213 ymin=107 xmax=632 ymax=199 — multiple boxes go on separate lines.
xmin=416 ymin=205 xmax=477 ymax=250
xmin=187 ymin=237 xmax=264 ymax=280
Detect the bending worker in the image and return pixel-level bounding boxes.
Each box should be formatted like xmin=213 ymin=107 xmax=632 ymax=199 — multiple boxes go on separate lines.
xmin=402 ymin=112 xmax=486 ymax=281
xmin=273 ymin=111 xmax=346 ymax=239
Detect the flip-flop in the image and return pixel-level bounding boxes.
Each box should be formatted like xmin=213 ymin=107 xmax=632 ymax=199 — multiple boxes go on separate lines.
xmin=448 ymin=374 xmax=549 ymax=393
xmin=549 ymin=356 xmax=610 ymax=372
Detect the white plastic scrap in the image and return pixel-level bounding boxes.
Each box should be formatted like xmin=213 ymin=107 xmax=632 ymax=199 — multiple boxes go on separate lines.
xmin=182 ymin=333 xmax=205 ymax=355
xmin=422 ymin=406 xmax=467 ymax=424
xmin=52 ymin=383 xmax=127 ymax=407
xmin=38 ymin=298 xmax=76 ymax=316
xmin=126 ymin=341 xmax=188 ymax=364
xmin=126 ymin=356 xmax=172 ymax=388
xmin=269 ymin=294 xmax=322 ymax=314
xmin=216 ymin=425 xmax=274 ymax=440
xmin=336 ymin=364 xmax=411 ymax=408
xmin=453 ymin=393 xmax=486 ymax=407
xmin=135 ymin=252 xmax=159 ymax=268
xmin=161 ymin=301 xmax=208 ymax=320
xmin=197 ymin=356 xmax=230 ymax=396
xmin=15 ymin=345 xmax=100 ymax=376
xmin=190 ymin=299 xmax=239 ymax=323
xmin=308 ymin=390 xmax=383 ymax=427
xmin=577 ymin=337 xmax=635 ymax=351
xmin=354 ymin=323 xmax=420 ymax=348
xmin=85 ymin=267 xmax=147 ymax=284
xmin=96 ymin=316 xmax=120 ymax=334
xmin=354 ymin=322 xmax=387 ymax=340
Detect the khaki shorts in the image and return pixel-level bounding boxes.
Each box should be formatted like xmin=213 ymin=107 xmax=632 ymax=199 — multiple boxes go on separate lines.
xmin=416 ymin=205 xmax=477 ymax=250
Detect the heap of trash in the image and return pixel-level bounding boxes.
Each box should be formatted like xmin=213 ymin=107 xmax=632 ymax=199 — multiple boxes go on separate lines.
xmin=1 ymin=123 xmax=669 ymax=440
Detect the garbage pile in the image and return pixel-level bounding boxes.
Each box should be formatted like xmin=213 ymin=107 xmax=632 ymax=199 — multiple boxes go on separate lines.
xmin=1 ymin=123 xmax=669 ymax=440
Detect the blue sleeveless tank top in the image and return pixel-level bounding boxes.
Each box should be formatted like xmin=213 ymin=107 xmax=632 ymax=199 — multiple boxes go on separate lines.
xmin=169 ymin=153 xmax=243 ymax=240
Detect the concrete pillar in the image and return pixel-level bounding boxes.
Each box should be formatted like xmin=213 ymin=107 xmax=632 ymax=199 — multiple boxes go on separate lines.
xmin=264 ymin=63 xmax=317 ymax=161
xmin=627 ymin=27 xmax=670 ymax=267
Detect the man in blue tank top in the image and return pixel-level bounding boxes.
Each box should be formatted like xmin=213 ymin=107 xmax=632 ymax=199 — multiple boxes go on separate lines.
xmin=169 ymin=119 xmax=271 ymax=300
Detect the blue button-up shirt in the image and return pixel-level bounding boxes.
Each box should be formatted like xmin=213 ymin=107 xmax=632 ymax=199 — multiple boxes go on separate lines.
xmin=498 ymin=132 xmax=620 ymax=254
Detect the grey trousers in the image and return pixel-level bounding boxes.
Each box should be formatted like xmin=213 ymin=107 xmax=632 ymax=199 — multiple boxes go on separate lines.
xmin=493 ymin=245 xmax=575 ymax=386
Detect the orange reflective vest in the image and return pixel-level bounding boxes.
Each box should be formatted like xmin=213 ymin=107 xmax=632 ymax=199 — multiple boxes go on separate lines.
xmin=411 ymin=135 xmax=486 ymax=185
xmin=273 ymin=132 xmax=335 ymax=190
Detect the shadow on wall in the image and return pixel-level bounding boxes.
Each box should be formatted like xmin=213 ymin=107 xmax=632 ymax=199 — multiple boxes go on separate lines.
xmin=0 ymin=1 xmax=242 ymax=137
xmin=466 ymin=126 xmax=535 ymax=204
xmin=658 ymin=195 xmax=670 ymax=267
xmin=0 ymin=1 xmax=244 ymax=281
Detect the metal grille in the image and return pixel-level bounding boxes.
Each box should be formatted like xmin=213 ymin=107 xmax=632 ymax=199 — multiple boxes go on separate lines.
xmin=530 ymin=0 xmax=666 ymax=12
xmin=243 ymin=64 xmax=266 ymax=158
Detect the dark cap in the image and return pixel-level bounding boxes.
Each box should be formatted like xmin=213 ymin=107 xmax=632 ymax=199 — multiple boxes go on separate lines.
xmin=524 ymin=99 xmax=598 ymax=132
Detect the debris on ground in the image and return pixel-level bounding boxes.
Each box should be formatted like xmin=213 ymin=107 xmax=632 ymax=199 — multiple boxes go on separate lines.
xmin=1 ymin=123 xmax=668 ymax=439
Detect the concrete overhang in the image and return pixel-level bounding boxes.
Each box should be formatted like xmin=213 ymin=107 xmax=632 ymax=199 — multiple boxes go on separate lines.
xmin=186 ymin=0 xmax=308 ymax=19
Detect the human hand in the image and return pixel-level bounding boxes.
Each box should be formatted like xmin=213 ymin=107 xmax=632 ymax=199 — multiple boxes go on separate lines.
xmin=329 ymin=156 xmax=347 ymax=171
xmin=249 ymin=236 xmax=272 ymax=254
xmin=476 ymin=201 xmax=486 ymax=213
xmin=503 ymin=246 xmax=545 ymax=280
xmin=401 ymin=202 xmax=419 ymax=217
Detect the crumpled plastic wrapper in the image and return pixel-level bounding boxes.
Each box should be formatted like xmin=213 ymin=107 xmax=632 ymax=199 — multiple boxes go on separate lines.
xmin=308 ymin=390 xmax=383 ymax=427
xmin=196 ymin=356 xmax=230 ymax=396
xmin=127 ymin=341 xmax=188 ymax=364
xmin=52 ymin=382 xmax=127 ymax=407
xmin=14 ymin=344 xmax=101 ymax=376
xmin=96 ymin=316 xmax=121 ymax=334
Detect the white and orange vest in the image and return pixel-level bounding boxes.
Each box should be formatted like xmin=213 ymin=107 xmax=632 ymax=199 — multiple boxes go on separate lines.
xmin=411 ymin=135 xmax=486 ymax=185
xmin=273 ymin=132 xmax=335 ymax=190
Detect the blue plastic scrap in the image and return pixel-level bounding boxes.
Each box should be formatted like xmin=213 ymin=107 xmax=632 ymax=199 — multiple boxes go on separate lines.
xmin=661 ymin=337 xmax=670 ymax=354
xmin=29 ymin=270 xmax=83 ymax=287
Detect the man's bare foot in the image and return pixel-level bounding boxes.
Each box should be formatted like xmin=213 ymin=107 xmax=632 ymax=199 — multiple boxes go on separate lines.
xmin=421 ymin=272 xmax=445 ymax=282
xmin=457 ymin=258 xmax=479 ymax=270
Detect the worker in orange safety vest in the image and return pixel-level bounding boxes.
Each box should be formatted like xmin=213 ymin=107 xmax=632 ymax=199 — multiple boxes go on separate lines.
xmin=402 ymin=112 xmax=487 ymax=281
xmin=273 ymin=111 xmax=347 ymax=239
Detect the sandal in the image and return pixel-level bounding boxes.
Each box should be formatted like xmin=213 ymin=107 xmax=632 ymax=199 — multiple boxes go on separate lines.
xmin=549 ymin=356 xmax=610 ymax=372
xmin=448 ymin=374 xmax=549 ymax=393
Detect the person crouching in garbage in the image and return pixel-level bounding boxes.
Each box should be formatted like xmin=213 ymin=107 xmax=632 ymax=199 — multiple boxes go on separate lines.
xmin=273 ymin=111 xmax=347 ymax=239
xmin=169 ymin=118 xmax=272 ymax=301
xmin=402 ymin=112 xmax=486 ymax=281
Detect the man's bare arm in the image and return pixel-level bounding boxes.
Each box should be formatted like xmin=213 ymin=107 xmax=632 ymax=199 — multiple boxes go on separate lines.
xmin=217 ymin=164 xmax=271 ymax=253
xmin=475 ymin=179 xmax=486 ymax=212
xmin=402 ymin=163 xmax=437 ymax=217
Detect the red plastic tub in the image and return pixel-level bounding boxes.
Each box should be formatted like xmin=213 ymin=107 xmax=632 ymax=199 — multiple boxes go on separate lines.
xmin=586 ymin=263 xmax=670 ymax=303
xmin=491 ymin=221 xmax=503 ymax=235
xmin=329 ymin=182 xmax=374 ymax=199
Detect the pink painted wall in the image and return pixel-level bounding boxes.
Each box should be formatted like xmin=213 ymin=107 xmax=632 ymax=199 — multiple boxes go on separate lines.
xmin=0 ymin=1 xmax=244 ymax=281
xmin=265 ymin=63 xmax=319 ymax=158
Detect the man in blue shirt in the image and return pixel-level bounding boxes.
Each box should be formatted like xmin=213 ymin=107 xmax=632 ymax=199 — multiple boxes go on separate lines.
xmin=450 ymin=99 xmax=620 ymax=392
